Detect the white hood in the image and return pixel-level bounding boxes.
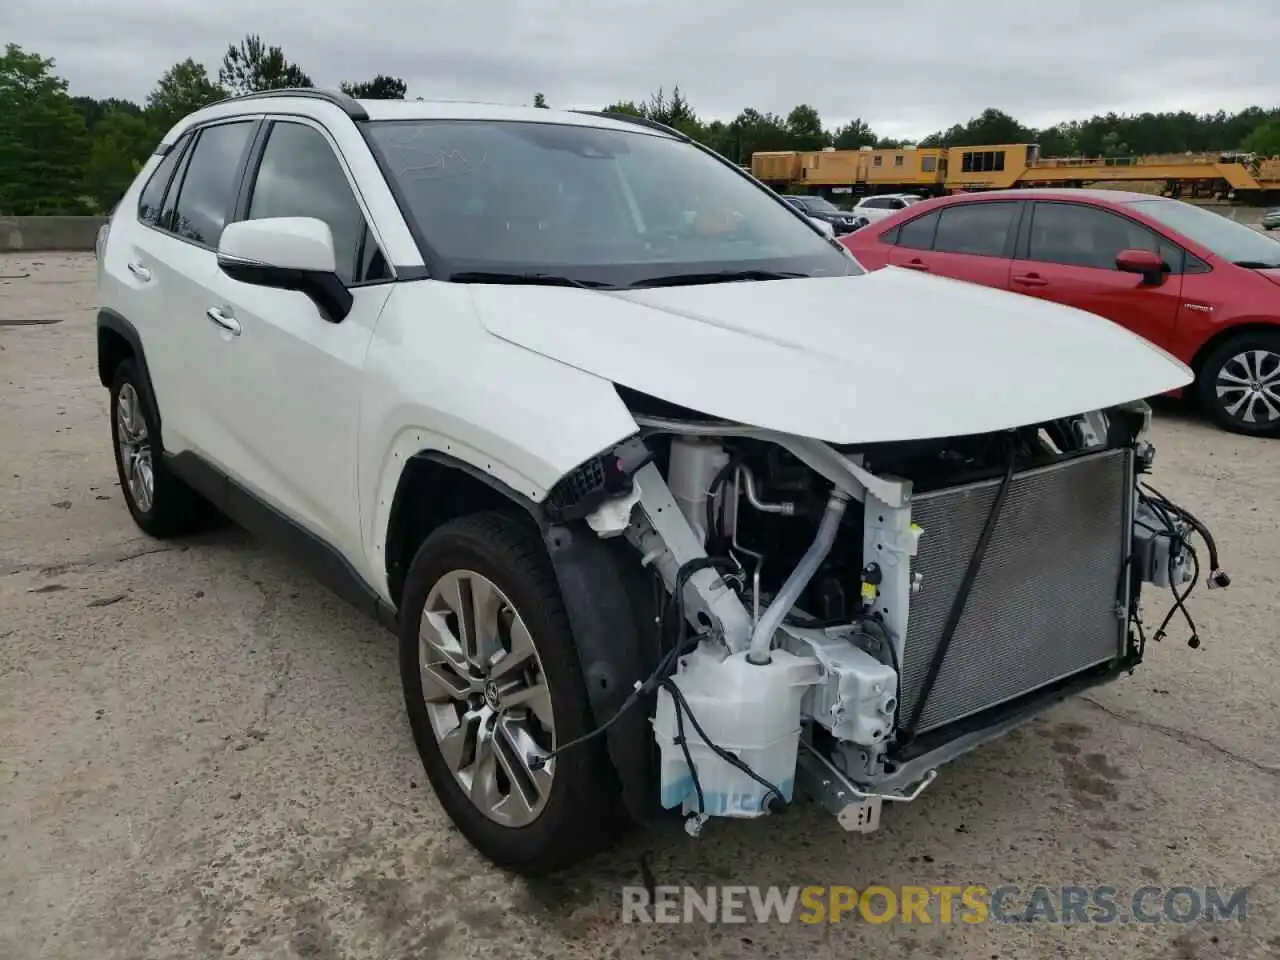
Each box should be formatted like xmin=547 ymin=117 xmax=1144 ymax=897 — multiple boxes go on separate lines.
xmin=470 ymin=267 xmax=1193 ymax=445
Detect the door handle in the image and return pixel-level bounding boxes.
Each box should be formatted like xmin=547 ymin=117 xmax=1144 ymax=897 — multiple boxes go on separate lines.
xmin=206 ymin=306 xmax=242 ymax=336
xmin=127 ymin=262 xmax=151 ymax=282
xmin=902 ymin=259 xmax=930 ymax=271
xmin=1012 ymin=273 xmax=1047 ymax=287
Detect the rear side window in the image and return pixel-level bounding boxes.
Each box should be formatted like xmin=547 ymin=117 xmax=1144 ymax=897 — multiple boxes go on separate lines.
xmin=137 ymin=135 xmax=189 ymax=227
xmin=894 ymin=210 xmax=940 ymax=250
xmin=932 ymin=202 xmax=1017 ymax=257
xmin=1026 ymin=202 xmax=1184 ymax=272
xmin=244 ymin=121 xmax=388 ymax=285
xmin=167 ymin=121 xmax=255 ymax=247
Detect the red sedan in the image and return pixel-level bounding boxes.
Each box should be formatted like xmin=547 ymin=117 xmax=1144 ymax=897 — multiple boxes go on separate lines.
xmin=841 ymin=188 xmax=1280 ymax=437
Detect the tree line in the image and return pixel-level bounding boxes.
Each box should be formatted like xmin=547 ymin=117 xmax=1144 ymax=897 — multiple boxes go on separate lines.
xmin=599 ymin=95 xmax=1280 ymax=169
xmin=4 ymin=37 xmax=1280 ymax=217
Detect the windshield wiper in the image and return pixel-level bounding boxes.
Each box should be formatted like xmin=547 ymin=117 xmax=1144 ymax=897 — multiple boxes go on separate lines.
xmin=629 ymin=269 xmax=810 ymax=288
xmin=448 ymin=271 xmax=608 ymax=289
xmin=1232 ymin=260 xmax=1280 ymax=269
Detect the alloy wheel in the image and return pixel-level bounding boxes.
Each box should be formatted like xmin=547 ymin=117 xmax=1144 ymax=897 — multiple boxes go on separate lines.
xmin=116 ymin=382 xmax=154 ymax=513
xmin=1215 ymin=348 xmax=1280 ymax=426
xmin=417 ymin=569 xmax=556 ymax=827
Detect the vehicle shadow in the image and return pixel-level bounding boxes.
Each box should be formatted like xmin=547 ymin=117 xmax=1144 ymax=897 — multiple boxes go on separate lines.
xmin=1148 ymin=395 xmax=1201 ymax=427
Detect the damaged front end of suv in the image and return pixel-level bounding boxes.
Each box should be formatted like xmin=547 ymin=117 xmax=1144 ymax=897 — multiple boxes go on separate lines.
xmin=534 ymin=389 xmax=1228 ymax=840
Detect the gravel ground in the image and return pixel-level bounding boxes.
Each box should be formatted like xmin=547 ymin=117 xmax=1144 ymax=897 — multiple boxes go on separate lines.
xmin=2 ymin=252 xmax=1279 ymax=960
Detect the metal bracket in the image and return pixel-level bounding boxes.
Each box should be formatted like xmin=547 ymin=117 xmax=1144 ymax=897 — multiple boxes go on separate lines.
xmin=625 ymin=463 xmax=753 ymax=650
xmin=796 ymin=741 xmax=936 ymax=833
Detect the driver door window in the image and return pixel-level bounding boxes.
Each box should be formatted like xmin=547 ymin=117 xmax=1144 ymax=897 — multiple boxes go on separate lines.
xmin=243 ymin=121 xmax=389 ymax=284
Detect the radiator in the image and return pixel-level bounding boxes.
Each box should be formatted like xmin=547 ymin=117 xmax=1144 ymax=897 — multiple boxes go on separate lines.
xmin=897 ymin=448 xmax=1133 ymax=736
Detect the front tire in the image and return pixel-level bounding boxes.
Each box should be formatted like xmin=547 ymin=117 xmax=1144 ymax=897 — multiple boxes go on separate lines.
xmin=1194 ymin=330 xmax=1280 ymax=437
xmin=109 ymin=359 xmax=215 ymax=537
xmin=399 ymin=512 xmax=623 ymax=875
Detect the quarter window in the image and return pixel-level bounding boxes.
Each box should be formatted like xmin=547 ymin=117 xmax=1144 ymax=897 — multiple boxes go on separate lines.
xmin=168 ymin=121 xmax=255 ymax=247
xmin=932 ymin=202 xmax=1017 ymax=257
xmin=245 ymin=121 xmax=388 ymax=284
xmin=137 ymin=135 xmax=189 ymax=227
xmin=1026 ymin=202 xmax=1183 ymax=271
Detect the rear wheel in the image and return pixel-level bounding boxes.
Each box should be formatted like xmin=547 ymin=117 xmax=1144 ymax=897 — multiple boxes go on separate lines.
xmin=1195 ymin=331 xmax=1280 ymax=438
xmin=109 ymin=359 xmax=216 ymax=537
xmin=398 ymin=512 xmax=623 ymax=875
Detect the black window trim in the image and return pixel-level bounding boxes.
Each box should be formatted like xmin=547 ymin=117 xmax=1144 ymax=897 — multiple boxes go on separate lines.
xmin=230 ymin=114 xmax=397 ymax=288
xmin=142 ymin=116 xmax=263 ymax=252
xmin=1015 ymin=199 xmax=1201 ymax=276
xmin=136 ymin=131 xmax=193 ymax=227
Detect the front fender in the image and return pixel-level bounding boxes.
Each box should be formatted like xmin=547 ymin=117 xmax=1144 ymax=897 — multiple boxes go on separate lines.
xmin=358 ymin=282 xmax=641 ymax=600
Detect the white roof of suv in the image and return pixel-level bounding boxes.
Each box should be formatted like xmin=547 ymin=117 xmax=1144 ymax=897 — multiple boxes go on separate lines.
xmin=162 ymin=88 xmax=661 ymax=147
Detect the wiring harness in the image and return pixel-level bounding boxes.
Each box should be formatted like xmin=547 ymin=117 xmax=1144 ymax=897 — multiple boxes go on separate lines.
xmin=1134 ymin=481 xmax=1230 ymax=650
xmin=527 ymin=556 xmax=790 ymax=828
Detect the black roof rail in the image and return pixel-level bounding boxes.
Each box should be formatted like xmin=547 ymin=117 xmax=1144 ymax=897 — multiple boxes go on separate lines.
xmin=573 ymin=110 xmax=689 ymax=141
xmin=208 ymin=87 xmax=369 ymax=121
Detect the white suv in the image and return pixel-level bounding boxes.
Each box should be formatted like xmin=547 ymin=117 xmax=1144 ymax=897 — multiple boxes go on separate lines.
xmin=96 ymin=89 xmax=1223 ymax=876
xmin=852 ymin=193 xmax=924 ymax=222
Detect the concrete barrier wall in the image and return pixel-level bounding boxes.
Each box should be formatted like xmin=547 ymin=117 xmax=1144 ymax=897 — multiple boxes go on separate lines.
xmin=0 ymin=204 xmax=1268 ymax=254
xmin=0 ymin=217 xmax=108 ymax=253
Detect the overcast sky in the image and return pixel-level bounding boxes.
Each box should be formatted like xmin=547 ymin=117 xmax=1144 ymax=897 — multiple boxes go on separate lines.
xmin=5 ymin=0 xmax=1278 ymax=140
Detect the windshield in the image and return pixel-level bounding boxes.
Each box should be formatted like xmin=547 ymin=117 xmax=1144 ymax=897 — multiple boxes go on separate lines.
xmin=365 ymin=119 xmax=859 ymax=286
xmin=1129 ymin=199 xmax=1280 ymax=267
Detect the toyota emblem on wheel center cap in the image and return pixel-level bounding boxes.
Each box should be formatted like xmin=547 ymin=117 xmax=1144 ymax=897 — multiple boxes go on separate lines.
xmin=483 ymin=681 xmax=501 ymax=711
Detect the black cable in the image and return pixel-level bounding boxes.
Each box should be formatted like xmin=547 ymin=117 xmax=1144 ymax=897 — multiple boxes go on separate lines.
xmin=1130 ymin=606 xmax=1148 ymax=660
xmin=1136 ymin=488 xmax=1202 ymax=647
xmin=1140 ymin=481 xmax=1226 ymax=584
xmin=1154 ymin=544 xmax=1201 ymax=647
xmin=901 ymin=435 xmax=1017 ymax=742
xmin=668 ymin=680 xmax=706 ymax=816
xmin=526 ymin=555 xmax=737 ymax=771
xmin=659 ymin=677 xmax=789 ymax=813
xmin=527 ymin=549 xmax=791 ymax=816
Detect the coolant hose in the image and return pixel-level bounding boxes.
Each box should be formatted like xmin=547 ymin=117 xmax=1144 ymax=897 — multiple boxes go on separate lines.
xmin=747 ymin=489 xmax=850 ymax=664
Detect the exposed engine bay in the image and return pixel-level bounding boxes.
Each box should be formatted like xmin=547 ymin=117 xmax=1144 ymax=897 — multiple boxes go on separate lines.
xmin=536 ymin=395 xmax=1228 ymax=837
